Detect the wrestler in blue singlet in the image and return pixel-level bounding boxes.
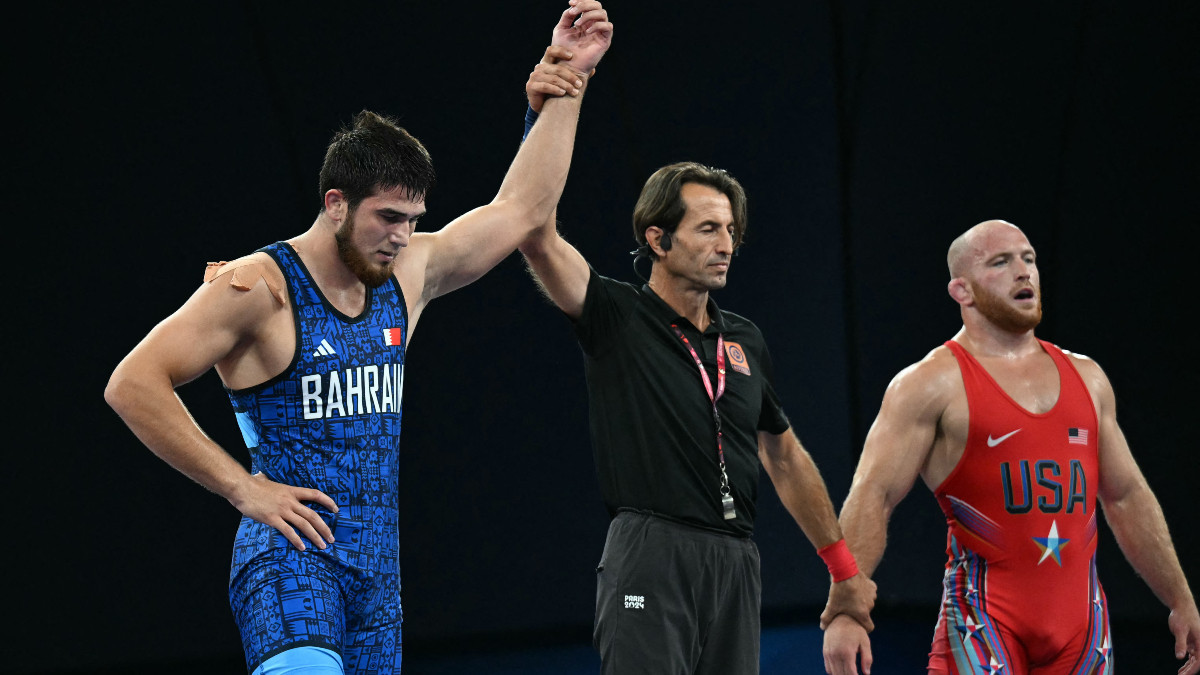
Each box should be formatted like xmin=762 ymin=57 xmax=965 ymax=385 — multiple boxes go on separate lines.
xmin=226 ymin=241 xmax=407 ymax=674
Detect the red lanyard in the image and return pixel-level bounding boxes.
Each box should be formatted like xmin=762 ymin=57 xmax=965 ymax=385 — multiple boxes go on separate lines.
xmin=671 ymin=325 xmax=737 ymax=520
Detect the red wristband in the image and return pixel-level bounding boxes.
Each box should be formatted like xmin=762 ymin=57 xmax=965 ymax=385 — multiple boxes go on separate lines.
xmin=817 ymin=539 xmax=860 ymax=582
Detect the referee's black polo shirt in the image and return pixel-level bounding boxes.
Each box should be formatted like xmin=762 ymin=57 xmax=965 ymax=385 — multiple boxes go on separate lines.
xmin=572 ymin=269 xmax=790 ymax=537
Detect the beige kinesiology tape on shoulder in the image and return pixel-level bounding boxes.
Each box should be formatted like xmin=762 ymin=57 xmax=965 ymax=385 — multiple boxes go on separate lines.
xmin=204 ymin=259 xmax=287 ymax=306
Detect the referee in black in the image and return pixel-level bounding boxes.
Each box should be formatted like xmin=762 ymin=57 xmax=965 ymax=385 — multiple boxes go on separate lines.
xmin=518 ymin=86 xmax=877 ymax=674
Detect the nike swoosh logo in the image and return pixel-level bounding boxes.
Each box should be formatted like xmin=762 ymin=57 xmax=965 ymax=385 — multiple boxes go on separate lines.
xmin=987 ymin=429 xmax=1022 ymax=447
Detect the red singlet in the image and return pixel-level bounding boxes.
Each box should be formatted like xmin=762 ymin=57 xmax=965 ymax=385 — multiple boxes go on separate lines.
xmin=929 ymin=340 xmax=1112 ymax=675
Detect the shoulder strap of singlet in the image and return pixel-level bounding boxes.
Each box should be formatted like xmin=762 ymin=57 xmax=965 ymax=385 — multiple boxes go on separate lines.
xmin=943 ymin=339 xmax=966 ymax=357
xmin=1036 ymin=339 xmax=1092 ymax=403
xmin=942 ymin=339 xmax=977 ymax=372
xmin=943 ymin=338 xmax=988 ymax=395
xmin=258 ymin=241 xmax=318 ymax=309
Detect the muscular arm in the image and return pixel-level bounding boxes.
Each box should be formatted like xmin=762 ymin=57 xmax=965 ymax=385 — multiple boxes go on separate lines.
xmin=409 ymin=1 xmax=611 ymax=316
xmin=823 ymin=357 xmax=948 ymax=675
xmin=838 ymin=362 xmax=946 ymax=577
xmin=105 ymin=269 xmax=338 ymax=551
xmin=520 ymin=211 xmax=591 ymax=318
xmin=515 ymin=9 xmax=609 ymax=319
xmin=1083 ymin=358 xmax=1200 ymax=673
xmin=758 ymin=429 xmax=876 ymax=633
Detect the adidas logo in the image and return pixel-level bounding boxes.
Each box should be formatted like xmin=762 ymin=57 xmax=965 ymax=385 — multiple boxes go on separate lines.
xmin=313 ymin=339 xmax=338 ymax=358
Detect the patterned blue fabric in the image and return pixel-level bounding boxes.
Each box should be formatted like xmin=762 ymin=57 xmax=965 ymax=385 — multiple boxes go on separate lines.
xmin=233 ymin=545 xmax=402 ymax=673
xmin=226 ymin=241 xmax=408 ymax=673
xmin=252 ymin=646 xmax=344 ymax=675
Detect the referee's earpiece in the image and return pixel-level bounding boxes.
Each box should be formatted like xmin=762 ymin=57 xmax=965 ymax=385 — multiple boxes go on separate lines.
xmin=660 ymin=231 xmax=673 ymax=252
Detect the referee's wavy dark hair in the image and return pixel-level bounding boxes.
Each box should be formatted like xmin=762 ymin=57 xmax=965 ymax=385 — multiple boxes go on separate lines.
xmin=632 ymin=162 xmax=747 ymax=260
xmin=318 ymin=110 xmax=436 ymax=212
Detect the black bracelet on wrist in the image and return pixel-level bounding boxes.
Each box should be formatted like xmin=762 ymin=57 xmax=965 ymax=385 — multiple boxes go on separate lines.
xmin=522 ymin=104 xmax=539 ymax=142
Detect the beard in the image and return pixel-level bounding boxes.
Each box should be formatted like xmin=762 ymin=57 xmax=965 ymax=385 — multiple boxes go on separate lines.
xmin=335 ymin=210 xmax=395 ymax=289
xmin=970 ymin=279 xmax=1043 ymax=332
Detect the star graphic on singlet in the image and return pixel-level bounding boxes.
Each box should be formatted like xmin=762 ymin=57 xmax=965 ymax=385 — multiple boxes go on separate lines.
xmin=955 ymin=614 xmax=984 ymax=642
xmin=1095 ymin=634 xmax=1112 ymax=663
xmin=978 ymin=656 xmax=1005 ymax=674
xmin=1092 ymin=586 xmax=1104 ymax=610
xmin=964 ymin=578 xmax=980 ymax=602
xmin=1033 ymin=520 xmax=1070 ymax=566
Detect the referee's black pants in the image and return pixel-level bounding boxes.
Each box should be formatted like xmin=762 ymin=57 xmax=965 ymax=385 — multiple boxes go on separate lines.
xmin=594 ymin=510 xmax=761 ymax=674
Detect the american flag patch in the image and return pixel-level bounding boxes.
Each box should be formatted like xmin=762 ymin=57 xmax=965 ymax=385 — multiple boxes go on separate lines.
xmin=1068 ymin=427 xmax=1089 ymax=445
xmin=383 ymin=328 xmax=404 ymax=346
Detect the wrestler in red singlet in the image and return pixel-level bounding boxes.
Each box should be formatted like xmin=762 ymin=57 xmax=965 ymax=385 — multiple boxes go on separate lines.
xmin=929 ymin=339 xmax=1111 ymax=675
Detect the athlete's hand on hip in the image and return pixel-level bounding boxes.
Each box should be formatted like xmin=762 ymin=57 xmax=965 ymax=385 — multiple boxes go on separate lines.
xmin=823 ymin=614 xmax=873 ymax=675
xmin=1171 ymin=603 xmax=1200 ymax=675
xmin=228 ymin=472 xmax=340 ymax=551
xmin=821 ymin=572 xmax=876 ymax=632
xmin=551 ymin=0 xmax=613 ymax=75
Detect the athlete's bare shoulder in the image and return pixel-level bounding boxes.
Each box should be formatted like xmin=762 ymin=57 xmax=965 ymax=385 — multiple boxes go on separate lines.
xmin=894 ymin=344 xmax=962 ymax=395
xmin=203 ymin=251 xmax=287 ymax=306
xmin=396 ymin=232 xmax=435 ymax=287
xmin=877 ymin=344 xmax=964 ymax=425
xmin=389 ymin=232 xmax=438 ymax=333
xmin=1056 ymin=344 xmax=1098 ymax=370
xmin=1056 ymin=345 xmax=1116 ymax=406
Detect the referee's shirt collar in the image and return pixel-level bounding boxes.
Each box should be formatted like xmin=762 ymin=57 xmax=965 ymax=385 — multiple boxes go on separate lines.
xmin=640 ymin=284 xmax=727 ymax=334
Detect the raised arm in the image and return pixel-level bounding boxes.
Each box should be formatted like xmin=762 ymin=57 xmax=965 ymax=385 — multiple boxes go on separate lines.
xmin=104 ymin=260 xmax=338 ymax=552
xmin=1082 ymin=358 xmax=1200 ymax=674
xmin=823 ymin=356 xmax=948 ymax=675
xmin=409 ymin=1 xmax=612 ymax=313
xmin=758 ymin=429 xmax=877 ymax=633
xmin=514 ymin=12 xmax=607 ymax=318
xmin=517 ymin=193 xmax=592 ymax=318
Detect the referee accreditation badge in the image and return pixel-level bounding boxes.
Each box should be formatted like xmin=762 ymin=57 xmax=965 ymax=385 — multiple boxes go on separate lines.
xmin=724 ymin=341 xmax=751 ymax=376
